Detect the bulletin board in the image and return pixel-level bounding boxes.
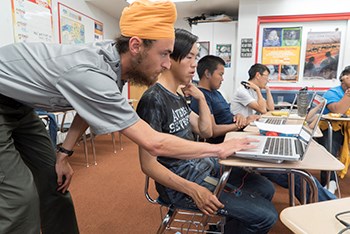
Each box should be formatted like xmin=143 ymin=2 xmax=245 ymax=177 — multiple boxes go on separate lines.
xmin=58 ymin=3 xmax=103 ymax=44
xmin=256 ymin=13 xmax=350 ymax=90
xmin=11 ymin=0 xmax=53 ymax=43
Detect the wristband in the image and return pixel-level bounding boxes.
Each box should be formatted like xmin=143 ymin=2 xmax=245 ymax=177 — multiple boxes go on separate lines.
xmin=57 ymin=146 xmax=74 ymax=157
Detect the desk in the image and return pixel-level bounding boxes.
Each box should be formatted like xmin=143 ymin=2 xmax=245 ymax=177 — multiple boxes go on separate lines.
xmin=280 ymin=197 xmax=350 ymax=234
xmin=246 ymin=114 xmax=323 ymax=138
xmin=320 ymin=114 xmax=350 ymax=197
xmin=220 ymin=131 xmax=344 ymax=205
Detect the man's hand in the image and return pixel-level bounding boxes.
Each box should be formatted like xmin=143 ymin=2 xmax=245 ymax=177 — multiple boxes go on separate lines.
xmin=181 ymin=83 xmax=205 ymax=100
xmin=217 ymin=137 xmax=259 ymax=159
xmin=189 ymin=183 xmax=224 ymax=215
xmin=246 ymin=114 xmax=261 ymax=124
xmin=233 ymin=113 xmax=247 ymax=128
xmin=248 ymin=82 xmax=260 ymax=91
xmin=56 ymin=153 xmax=74 ymax=193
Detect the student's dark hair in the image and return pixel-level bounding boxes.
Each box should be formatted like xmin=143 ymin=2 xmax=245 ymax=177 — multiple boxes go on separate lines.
xmin=339 ymin=66 xmax=350 ymax=81
xmin=171 ymin=28 xmax=198 ymax=62
xmin=115 ymin=35 xmax=155 ymax=54
xmin=248 ymin=63 xmax=270 ymax=80
xmin=197 ymin=55 xmax=225 ymax=79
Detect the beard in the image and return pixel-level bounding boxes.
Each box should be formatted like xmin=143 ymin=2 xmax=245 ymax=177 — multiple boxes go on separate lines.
xmin=126 ymin=52 xmax=159 ymax=87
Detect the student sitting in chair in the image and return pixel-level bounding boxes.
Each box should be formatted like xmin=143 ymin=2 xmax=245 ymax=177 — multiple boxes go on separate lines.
xmin=317 ymin=66 xmax=350 ymax=189
xmin=137 ymin=29 xmax=278 ymax=234
xmin=190 ymin=56 xmax=336 ymax=202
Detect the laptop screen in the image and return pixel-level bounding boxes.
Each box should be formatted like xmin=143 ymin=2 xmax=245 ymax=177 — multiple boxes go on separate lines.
xmin=298 ymin=94 xmax=326 ymax=146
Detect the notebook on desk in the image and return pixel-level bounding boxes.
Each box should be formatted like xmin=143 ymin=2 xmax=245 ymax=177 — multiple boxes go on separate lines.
xmin=236 ymin=94 xmax=326 ymax=163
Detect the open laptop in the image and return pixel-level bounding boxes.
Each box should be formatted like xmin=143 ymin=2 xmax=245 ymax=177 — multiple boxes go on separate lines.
xmin=258 ymin=91 xmax=316 ymax=125
xmin=236 ymin=94 xmax=326 ymax=163
xmin=256 ymin=94 xmax=298 ymax=125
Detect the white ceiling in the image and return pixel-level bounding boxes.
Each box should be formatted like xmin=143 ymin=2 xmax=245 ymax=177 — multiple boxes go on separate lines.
xmin=85 ymin=0 xmax=239 ymax=24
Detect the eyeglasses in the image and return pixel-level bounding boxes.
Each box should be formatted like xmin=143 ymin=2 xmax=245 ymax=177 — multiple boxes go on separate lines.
xmin=336 ymin=211 xmax=350 ymax=234
xmin=260 ymin=72 xmax=270 ymax=79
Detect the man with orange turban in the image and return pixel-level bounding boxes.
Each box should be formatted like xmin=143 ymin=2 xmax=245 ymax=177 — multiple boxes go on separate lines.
xmin=0 ymin=0 xmax=257 ymax=233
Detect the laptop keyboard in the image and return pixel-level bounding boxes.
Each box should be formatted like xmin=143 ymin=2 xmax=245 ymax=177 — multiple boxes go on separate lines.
xmin=265 ymin=118 xmax=286 ymax=125
xmin=263 ymin=137 xmax=293 ymax=156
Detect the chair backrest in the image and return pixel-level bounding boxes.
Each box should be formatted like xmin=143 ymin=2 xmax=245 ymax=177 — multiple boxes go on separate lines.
xmin=144 ymin=176 xmax=158 ymax=205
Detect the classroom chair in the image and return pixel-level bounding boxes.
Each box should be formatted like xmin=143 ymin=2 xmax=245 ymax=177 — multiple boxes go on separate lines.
xmin=144 ymin=168 xmax=232 ymax=233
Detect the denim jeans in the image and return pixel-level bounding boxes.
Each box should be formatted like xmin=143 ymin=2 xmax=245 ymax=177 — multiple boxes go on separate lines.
xmin=262 ymin=173 xmax=337 ymax=203
xmin=168 ymin=167 xmax=278 ymax=234
xmin=316 ymin=129 xmax=344 ymax=185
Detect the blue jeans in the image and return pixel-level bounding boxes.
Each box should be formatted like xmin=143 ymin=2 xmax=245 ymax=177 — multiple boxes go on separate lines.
xmin=316 ymin=129 xmax=343 ymax=185
xmin=262 ymin=173 xmax=336 ymax=203
xmin=167 ymin=167 xmax=278 ymax=234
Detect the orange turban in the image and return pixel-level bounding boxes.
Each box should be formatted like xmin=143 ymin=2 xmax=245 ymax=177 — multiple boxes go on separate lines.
xmin=120 ymin=0 xmax=177 ymax=40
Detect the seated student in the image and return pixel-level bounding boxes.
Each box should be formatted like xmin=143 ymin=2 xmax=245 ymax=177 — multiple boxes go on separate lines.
xmin=317 ymin=66 xmax=350 ymax=187
xmin=137 ymin=29 xmax=278 ymax=234
xmin=230 ymin=63 xmax=275 ymax=116
xmin=190 ymin=56 xmax=336 ymax=202
xmin=189 ymin=56 xmax=259 ymax=144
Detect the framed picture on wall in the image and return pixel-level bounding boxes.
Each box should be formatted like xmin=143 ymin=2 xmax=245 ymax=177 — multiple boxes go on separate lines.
xmin=197 ymin=41 xmax=210 ymax=60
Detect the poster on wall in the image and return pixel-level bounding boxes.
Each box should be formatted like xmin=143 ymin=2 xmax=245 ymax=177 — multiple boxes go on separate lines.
xmin=197 ymin=41 xmax=209 ymax=60
xmin=12 ymin=0 xmax=53 ymax=42
xmin=216 ymin=44 xmax=231 ymax=68
xmin=303 ymin=31 xmax=340 ymax=80
xmin=94 ymin=22 xmax=103 ymax=41
xmin=241 ymin=38 xmax=253 ymax=58
xmin=262 ymin=27 xmax=302 ymax=82
xmin=58 ymin=3 xmax=103 ymax=44
xmin=59 ymin=5 xmax=85 ymax=44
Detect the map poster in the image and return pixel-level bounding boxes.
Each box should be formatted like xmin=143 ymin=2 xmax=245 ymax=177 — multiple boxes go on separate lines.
xmin=12 ymin=0 xmax=53 ymax=42
xmin=59 ymin=4 xmax=85 ymax=44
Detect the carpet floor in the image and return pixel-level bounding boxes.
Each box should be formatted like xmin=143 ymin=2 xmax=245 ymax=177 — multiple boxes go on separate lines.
xmin=68 ymin=134 xmax=350 ymax=234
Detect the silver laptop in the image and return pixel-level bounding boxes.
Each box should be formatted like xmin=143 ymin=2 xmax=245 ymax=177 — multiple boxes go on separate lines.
xmin=236 ymin=94 xmax=326 ymax=163
xmin=259 ymin=91 xmax=316 ymax=125
xmin=258 ymin=94 xmax=298 ymax=125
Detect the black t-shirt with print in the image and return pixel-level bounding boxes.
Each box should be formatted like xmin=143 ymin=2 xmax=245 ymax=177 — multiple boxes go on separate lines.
xmin=136 ymin=83 xmax=218 ymax=204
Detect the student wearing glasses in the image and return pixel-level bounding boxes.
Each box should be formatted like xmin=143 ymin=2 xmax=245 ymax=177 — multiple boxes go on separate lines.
xmin=230 ymin=63 xmax=275 ymax=116
xmin=190 ymin=56 xmax=336 ymax=203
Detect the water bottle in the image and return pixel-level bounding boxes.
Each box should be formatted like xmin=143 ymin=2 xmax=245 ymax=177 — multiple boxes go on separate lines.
xmin=297 ymin=87 xmax=308 ymax=117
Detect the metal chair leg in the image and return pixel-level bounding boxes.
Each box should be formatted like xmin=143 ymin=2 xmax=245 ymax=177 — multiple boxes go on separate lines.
xmin=119 ymin=132 xmax=123 ymax=151
xmin=111 ymin=132 xmax=117 ymax=154
xmin=82 ymin=133 xmax=89 ymax=168
xmin=90 ymin=132 xmax=97 ymax=165
xmin=157 ymin=207 xmax=177 ymax=234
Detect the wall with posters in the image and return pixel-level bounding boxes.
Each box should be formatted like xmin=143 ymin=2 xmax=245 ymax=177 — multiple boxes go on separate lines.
xmin=0 ymin=0 xmax=119 ymax=47
xmin=0 ymin=0 xmax=128 ymax=97
xmin=192 ymin=21 xmax=238 ymax=102
xmin=236 ymin=0 xmax=350 ymax=91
